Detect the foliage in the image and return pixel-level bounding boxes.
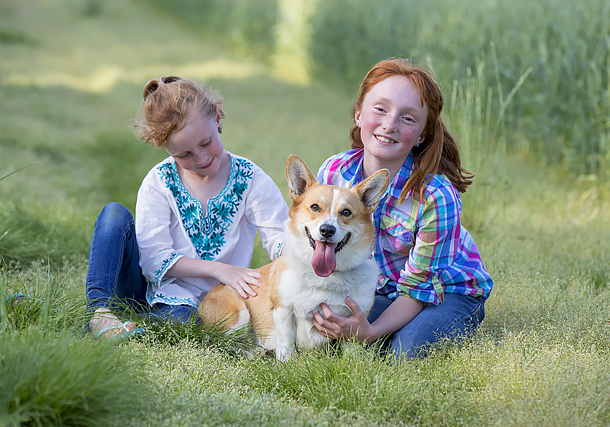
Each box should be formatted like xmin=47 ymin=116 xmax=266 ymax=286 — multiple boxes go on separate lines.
xmin=84 ymin=130 xmax=167 ymax=213
xmin=120 ymin=303 xmax=257 ymax=356
xmin=0 ymin=203 xmax=91 ymax=269
xmin=306 ymin=0 xmax=610 ymax=180
xmin=0 ymin=264 xmax=87 ymax=333
xmin=144 ymin=0 xmax=610 ymax=180
xmin=0 ymin=267 xmax=149 ymax=427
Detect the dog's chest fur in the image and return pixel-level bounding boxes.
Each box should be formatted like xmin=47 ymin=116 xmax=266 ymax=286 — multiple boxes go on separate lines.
xmin=277 ymin=252 xmax=379 ymax=346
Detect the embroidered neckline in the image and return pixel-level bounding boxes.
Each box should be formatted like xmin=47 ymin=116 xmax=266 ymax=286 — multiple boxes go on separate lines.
xmin=171 ymin=155 xmax=232 ymax=217
xmin=157 ymin=154 xmax=254 ymax=260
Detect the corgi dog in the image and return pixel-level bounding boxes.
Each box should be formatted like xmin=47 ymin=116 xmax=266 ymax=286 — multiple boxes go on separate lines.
xmin=198 ymin=155 xmax=389 ymax=360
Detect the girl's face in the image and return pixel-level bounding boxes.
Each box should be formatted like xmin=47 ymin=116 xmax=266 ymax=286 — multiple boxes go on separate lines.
xmin=355 ymin=75 xmax=428 ymax=171
xmin=163 ymin=107 xmax=223 ymax=178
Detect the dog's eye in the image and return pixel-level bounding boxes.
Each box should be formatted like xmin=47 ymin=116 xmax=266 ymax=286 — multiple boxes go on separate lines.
xmin=341 ymin=209 xmax=352 ymax=217
xmin=310 ymin=204 xmax=320 ymax=212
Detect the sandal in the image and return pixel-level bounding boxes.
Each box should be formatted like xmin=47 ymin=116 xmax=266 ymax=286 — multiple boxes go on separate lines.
xmin=96 ymin=321 xmax=146 ymax=340
xmin=6 ymin=293 xmax=27 ymax=305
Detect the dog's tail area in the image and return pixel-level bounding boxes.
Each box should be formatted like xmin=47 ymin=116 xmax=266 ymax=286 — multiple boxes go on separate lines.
xmin=198 ymin=284 xmax=250 ymax=332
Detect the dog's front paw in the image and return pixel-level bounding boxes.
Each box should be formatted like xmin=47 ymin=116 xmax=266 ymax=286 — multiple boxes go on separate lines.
xmin=275 ymin=345 xmax=295 ymax=361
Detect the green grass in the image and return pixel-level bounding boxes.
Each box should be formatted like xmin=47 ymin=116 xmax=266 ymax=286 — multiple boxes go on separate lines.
xmin=147 ymin=0 xmax=610 ymax=181
xmin=0 ymin=331 xmax=149 ymax=427
xmin=1 ymin=0 xmax=610 ymax=425
xmin=0 ymin=203 xmax=92 ymax=268
xmin=305 ymin=0 xmax=610 ymax=181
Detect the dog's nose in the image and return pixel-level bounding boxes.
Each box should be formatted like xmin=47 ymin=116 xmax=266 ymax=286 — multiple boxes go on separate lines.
xmin=319 ymin=224 xmax=336 ymax=238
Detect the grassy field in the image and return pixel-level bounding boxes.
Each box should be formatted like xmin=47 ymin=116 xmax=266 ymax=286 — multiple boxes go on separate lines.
xmin=146 ymin=0 xmax=610 ymax=183
xmin=1 ymin=0 xmax=610 ymax=426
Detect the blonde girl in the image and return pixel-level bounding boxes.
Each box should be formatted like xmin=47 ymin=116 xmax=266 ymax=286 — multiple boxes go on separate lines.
xmin=86 ymin=76 xmax=287 ymax=339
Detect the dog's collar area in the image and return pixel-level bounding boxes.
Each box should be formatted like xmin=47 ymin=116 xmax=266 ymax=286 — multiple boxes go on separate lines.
xmin=305 ymin=227 xmax=351 ymax=253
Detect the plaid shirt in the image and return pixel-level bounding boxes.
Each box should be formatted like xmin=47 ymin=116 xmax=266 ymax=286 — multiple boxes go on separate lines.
xmin=317 ymin=149 xmax=493 ymax=305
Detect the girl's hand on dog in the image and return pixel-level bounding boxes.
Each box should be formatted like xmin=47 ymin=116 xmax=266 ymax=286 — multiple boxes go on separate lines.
xmin=214 ymin=263 xmax=261 ymax=299
xmin=167 ymin=257 xmax=261 ymax=299
xmin=312 ymin=297 xmax=376 ymax=342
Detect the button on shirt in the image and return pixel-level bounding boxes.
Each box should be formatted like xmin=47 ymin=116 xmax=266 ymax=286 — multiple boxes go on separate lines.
xmin=317 ymin=149 xmax=493 ymax=305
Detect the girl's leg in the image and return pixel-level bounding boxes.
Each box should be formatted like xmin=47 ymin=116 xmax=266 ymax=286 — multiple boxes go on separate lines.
xmin=387 ymin=293 xmax=485 ymax=359
xmin=144 ymin=303 xmax=201 ymax=324
xmin=86 ymin=202 xmax=147 ymax=310
xmin=86 ymin=203 xmax=148 ymax=337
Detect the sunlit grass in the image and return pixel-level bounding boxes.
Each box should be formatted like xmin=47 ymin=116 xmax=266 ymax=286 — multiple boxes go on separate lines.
xmin=0 ymin=202 xmax=92 ymax=268
xmin=3 ymin=58 xmax=268 ymax=94
xmin=0 ymin=0 xmax=609 ymax=425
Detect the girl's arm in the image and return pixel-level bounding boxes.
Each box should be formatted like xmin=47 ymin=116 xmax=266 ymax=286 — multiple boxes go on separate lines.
xmin=245 ymin=166 xmax=289 ymax=260
xmin=312 ymin=295 xmax=423 ymax=342
xmin=137 ymin=167 xmax=261 ymax=299
xmin=136 ymin=173 xmax=186 ymax=288
xmin=398 ymin=184 xmax=461 ymax=304
xmin=166 ymin=257 xmax=261 ymax=299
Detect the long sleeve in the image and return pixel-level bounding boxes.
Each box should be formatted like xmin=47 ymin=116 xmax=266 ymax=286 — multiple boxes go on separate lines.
xmin=244 ymin=167 xmax=288 ymax=260
xmin=135 ymin=170 xmax=185 ymax=288
xmin=397 ymin=185 xmax=461 ymax=304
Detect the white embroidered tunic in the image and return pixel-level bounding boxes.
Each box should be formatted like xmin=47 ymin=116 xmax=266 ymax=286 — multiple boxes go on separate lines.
xmin=135 ymin=152 xmax=288 ymax=308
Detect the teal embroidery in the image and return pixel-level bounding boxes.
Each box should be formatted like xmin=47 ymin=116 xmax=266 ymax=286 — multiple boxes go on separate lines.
xmin=154 ymin=252 xmax=180 ymax=286
xmin=274 ymin=242 xmax=284 ymax=259
xmin=157 ymin=156 xmax=253 ymax=261
xmin=146 ymin=286 xmax=195 ymax=307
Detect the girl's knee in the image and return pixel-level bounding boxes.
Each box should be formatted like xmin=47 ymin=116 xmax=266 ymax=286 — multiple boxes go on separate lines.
xmin=96 ymin=203 xmax=133 ymax=233
xmin=101 ymin=202 xmax=132 ymax=221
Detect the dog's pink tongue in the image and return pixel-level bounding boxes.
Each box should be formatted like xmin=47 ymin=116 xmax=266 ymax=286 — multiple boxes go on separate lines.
xmin=311 ymin=241 xmax=337 ymax=277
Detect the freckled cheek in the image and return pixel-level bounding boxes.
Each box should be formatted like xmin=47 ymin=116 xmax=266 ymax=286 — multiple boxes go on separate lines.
xmin=400 ymin=127 xmax=423 ymax=143
xmin=194 ymin=146 xmax=218 ymax=164
xmin=208 ymin=139 xmax=224 ymax=157
xmin=361 ymin=115 xmax=381 ymax=132
xmin=194 ymin=149 xmax=207 ymax=163
xmin=175 ymin=158 xmax=195 ymax=170
xmin=360 ymin=116 xmax=381 ymax=139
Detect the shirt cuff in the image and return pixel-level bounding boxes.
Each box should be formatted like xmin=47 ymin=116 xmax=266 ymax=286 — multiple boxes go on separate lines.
xmin=273 ymin=242 xmax=284 ymax=260
xmin=397 ymin=273 xmax=445 ymax=305
xmin=153 ymin=252 xmax=183 ymax=287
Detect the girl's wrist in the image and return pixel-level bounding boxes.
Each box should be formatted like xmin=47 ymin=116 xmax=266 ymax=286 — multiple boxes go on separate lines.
xmin=360 ymin=323 xmax=380 ymax=343
xmin=209 ymin=260 xmax=225 ymax=281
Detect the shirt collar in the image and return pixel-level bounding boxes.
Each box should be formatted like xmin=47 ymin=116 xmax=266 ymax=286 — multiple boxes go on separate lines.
xmin=340 ymin=149 xmax=415 ymax=200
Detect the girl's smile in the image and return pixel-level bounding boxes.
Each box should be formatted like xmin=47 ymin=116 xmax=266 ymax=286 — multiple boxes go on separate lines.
xmin=163 ymin=107 xmax=224 ymax=179
xmin=355 ymin=75 xmax=428 ymax=178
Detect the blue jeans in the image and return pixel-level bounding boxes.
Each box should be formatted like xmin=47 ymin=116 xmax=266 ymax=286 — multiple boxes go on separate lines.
xmin=86 ymin=202 xmax=199 ymax=323
xmin=367 ymin=292 xmax=485 ymax=359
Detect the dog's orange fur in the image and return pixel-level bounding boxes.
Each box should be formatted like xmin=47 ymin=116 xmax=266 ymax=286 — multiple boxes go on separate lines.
xmin=198 ymin=256 xmax=285 ymax=347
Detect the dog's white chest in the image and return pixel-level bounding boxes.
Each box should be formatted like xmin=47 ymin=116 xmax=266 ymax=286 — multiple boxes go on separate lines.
xmin=273 ymin=262 xmax=377 ymax=355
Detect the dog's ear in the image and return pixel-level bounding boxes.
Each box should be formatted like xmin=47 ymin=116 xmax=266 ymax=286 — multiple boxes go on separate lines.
xmin=286 ymin=155 xmax=317 ymax=200
xmin=353 ymin=169 xmax=390 ymax=214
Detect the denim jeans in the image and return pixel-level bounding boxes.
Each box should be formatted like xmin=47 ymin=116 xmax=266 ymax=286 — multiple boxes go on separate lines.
xmin=85 ymin=202 xmax=199 ymax=323
xmin=367 ymin=292 xmax=485 ymax=359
